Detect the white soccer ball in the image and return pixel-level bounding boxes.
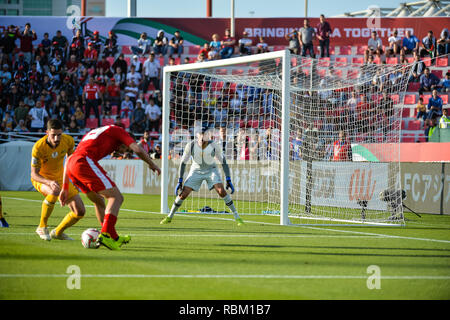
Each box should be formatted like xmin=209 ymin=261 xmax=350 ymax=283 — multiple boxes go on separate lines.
xmin=81 ymin=228 xmax=101 ymax=249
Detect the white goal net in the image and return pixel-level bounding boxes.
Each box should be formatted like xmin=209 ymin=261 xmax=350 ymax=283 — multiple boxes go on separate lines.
xmin=161 ymin=50 xmax=414 ymax=226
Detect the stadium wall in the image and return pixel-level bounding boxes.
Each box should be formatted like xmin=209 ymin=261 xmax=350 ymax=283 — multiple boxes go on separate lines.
xmin=0 ymin=16 xmax=448 ymax=47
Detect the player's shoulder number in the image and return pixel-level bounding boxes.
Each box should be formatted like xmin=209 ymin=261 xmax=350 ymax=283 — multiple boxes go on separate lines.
xmin=81 ymin=125 xmax=111 ymax=142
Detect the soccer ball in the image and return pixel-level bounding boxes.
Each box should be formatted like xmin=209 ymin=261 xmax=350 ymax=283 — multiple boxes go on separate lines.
xmin=81 ymin=228 xmax=101 ymax=249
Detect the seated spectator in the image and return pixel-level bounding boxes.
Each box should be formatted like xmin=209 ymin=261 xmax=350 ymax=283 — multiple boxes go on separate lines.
xmin=83 ymin=42 xmax=98 ymax=68
xmin=137 ymin=129 xmax=152 ymax=154
xmin=285 ymin=29 xmax=300 ymax=55
xmin=168 ymin=30 xmax=184 ymax=58
xmin=66 ymin=115 xmax=80 ymax=134
xmin=401 ymin=30 xmax=419 ymax=55
xmin=131 ymin=32 xmax=152 ymax=56
xmin=196 ymin=52 xmax=207 ymax=63
xmin=424 ymin=117 xmax=438 ymax=142
xmin=386 ymin=29 xmax=402 ymax=58
xmin=71 ymin=29 xmax=85 ymax=59
xmin=209 ymin=33 xmax=221 ymax=59
xmin=419 ymin=30 xmax=437 ymax=59
xmin=416 ymin=96 xmax=427 ymax=121
xmin=238 ymin=31 xmax=252 ymax=55
xmin=427 ymin=89 xmax=443 ymax=119
xmin=103 ymin=31 xmax=118 ymax=57
xmin=0 ymin=63 xmax=11 ymax=85
xmin=419 ymin=67 xmax=440 ymax=95
xmin=220 ymin=28 xmax=236 ymax=59
xmin=256 ymin=36 xmax=269 ymax=54
xmin=153 ymin=30 xmax=168 ymax=57
xmin=150 ymin=143 xmax=162 ymax=159
xmin=106 ymin=78 xmax=121 ymax=106
xmin=365 ymin=30 xmax=383 ymax=61
xmin=120 ymin=93 xmax=134 ymax=118
xmin=441 ymin=71 xmax=450 ymax=93
xmin=96 ymin=55 xmax=112 ymax=76
xmin=41 ymin=32 xmax=51 ymax=54
xmin=126 ymin=64 xmax=142 ymax=87
xmin=130 ymin=99 xmax=146 ymax=133
xmin=52 ymin=30 xmax=68 ymax=60
xmin=440 ymin=108 xmax=450 ymax=128
xmin=437 ymin=28 xmax=450 ymax=55
xmin=409 ymin=51 xmax=425 ymax=83
xmin=2 ymin=111 xmax=14 ymax=132
xmin=89 ymin=30 xmax=103 ymax=54
xmin=74 ymin=106 xmax=85 ymax=128
xmin=198 ymin=43 xmax=211 ymax=60
xmin=13 ymin=119 xmax=29 ymax=132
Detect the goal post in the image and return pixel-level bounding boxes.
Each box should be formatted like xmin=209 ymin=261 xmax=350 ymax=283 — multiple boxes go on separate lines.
xmin=161 ymin=50 xmax=414 ymax=226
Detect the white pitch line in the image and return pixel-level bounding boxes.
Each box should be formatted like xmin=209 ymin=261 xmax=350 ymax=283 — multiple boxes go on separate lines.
xmin=4 ymin=196 xmax=450 ymax=244
xmin=0 ymin=274 xmax=449 ymax=280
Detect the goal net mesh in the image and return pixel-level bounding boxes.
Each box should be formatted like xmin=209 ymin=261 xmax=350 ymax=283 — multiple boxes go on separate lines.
xmin=166 ymin=53 xmax=414 ymax=225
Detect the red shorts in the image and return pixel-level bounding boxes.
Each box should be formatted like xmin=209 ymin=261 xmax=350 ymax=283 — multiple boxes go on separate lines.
xmin=66 ymin=155 xmax=116 ymax=193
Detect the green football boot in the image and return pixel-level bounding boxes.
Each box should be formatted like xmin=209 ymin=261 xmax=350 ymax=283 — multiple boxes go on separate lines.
xmin=235 ymin=217 xmax=244 ymax=226
xmin=98 ymin=233 xmax=121 ymax=250
xmin=160 ymin=216 xmax=172 ymax=224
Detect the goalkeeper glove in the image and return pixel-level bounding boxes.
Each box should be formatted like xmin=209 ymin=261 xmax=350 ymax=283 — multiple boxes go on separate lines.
xmin=225 ymin=176 xmax=235 ymax=194
xmin=175 ymin=178 xmax=183 ymax=196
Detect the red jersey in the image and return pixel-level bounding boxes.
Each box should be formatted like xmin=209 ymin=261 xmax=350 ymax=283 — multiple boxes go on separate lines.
xmin=84 ymin=83 xmax=99 ymax=100
xmin=74 ymin=125 xmax=135 ymax=162
xmin=333 ymin=140 xmax=352 ymax=161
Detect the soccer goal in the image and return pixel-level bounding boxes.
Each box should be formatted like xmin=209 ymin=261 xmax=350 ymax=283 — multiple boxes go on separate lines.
xmin=160 ymin=50 xmax=414 ymax=226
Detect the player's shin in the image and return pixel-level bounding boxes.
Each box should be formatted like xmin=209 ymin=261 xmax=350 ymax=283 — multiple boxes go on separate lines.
xmin=54 ymin=211 xmax=83 ymax=236
xmin=223 ymin=194 xmax=239 ymax=219
xmin=168 ymin=196 xmax=184 ymax=218
xmin=40 ymin=194 xmax=58 ymax=227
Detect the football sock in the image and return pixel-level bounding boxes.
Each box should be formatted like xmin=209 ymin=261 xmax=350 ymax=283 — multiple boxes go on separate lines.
xmin=0 ymin=195 xmax=3 ymax=219
xmin=39 ymin=194 xmax=58 ymax=228
xmin=54 ymin=211 xmax=82 ymax=236
xmin=168 ymin=196 xmax=184 ymax=218
xmin=223 ymin=194 xmax=239 ymax=219
xmin=101 ymin=213 xmax=118 ymax=240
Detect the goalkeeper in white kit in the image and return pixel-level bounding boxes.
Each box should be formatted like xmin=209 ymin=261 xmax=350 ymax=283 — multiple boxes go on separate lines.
xmin=160 ymin=126 xmax=244 ymax=226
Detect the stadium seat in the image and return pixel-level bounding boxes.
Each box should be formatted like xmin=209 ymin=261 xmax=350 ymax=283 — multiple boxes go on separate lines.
xmin=111 ymin=105 xmax=118 ymax=115
xmin=356 ymin=46 xmax=367 ymax=55
xmin=106 ymin=56 xmax=115 ymax=66
xmin=402 ymin=136 xmax=416 ymax=143
xmin=404 ymin=94 xmax=417 ymax=104
xmin=85 ymin=118 xmax=99 ymax=129
xmin=390 ymin=94 xmax=400 ymax=104
xmin=248 ymin=68 xmax=260 ymax=76
xmin=351 ymin=57 xmax=364 ymax=65
xmin=334 ymin=57 xmax=347 ymax=67
xmin=101 ymin=118 xmax=114 ymax=126
xmin=436 ymin=57 xmax=448 ymax=67
xmin=431 ymin=70 xmax=443 ymax=79
xmin=442 ymin=95 xmax=449 ymax=104
xmin=121 ymin=117 xmax=130 ymax=128
xmin=215 ymin=68 xmax=228 ymax=75
xmin=291 ymin=57 xmax=298 ymax=66
xmin=124 ymin=57 xmax=131 ymax=66
xmin=347 ymin=69 xmax=359 ymax=79
xmin=333 ymin=69 xmax=343 ymax=78
xmin=262 ymin=120 xmax=275 ymax=129
xmin=121 ymin=46 xmax=132 ymax=54
xmin=247 ymin=119 xmax=259 ymax=128
xmin=401 ymin=108 xmax=412 ymax=118
xmin=188 ymin=45 xmax=201 ymax=55
xmin=401 ymin=120 xmax=406 ymax=129
xmin=417 ymin=135 xmax=427 ymax=143
xmin=406 ymin=57 xmax=415 ymax=63
xmin=386 ymin=57 xmax=398 ymax=64
xmin=273 ymin=45 xmax=285 ymax=51
xmin=339 ymin=45 xmax=352 ymax=55
xmin=422 ymin=57 xmax=432 ymax=67
xmin=422 ymin=95 xmax=431 ymax=104
xmin=408 ymin=82 xmax=420 ymax=91
xmin=318 ymin=57 xmax=330 ymax=67
xmin=232 ymin=69 xmax=244 ymax=75
xmin=317 ymin=69 xmax=327 ymax=77
xmin=373 ymin=56 xmax=381 ymax=64
xmin=408 ymin=120 xmax=421 ymax=131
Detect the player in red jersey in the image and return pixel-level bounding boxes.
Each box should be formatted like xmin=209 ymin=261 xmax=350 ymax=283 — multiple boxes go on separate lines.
xmin=59 ymin=125 xmax=161 ymax=250
xmin=332 ymin=130 xmax=353 ymax=161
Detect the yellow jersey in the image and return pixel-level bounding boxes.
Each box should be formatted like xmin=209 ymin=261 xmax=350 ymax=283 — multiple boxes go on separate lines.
xmin=31 ymin=134 xmax=75 ymax=182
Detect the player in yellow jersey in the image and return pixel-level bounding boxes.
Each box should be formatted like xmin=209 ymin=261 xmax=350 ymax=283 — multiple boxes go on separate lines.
xmin=30 ymin=119 xmax=104 ymax=240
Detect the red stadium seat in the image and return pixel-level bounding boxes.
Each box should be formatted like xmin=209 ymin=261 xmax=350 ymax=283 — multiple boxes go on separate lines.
xmin=431 ymin=70 xmax=443 ymax=79
xmin=188 ymin=45 xmax=201 ymax=55
xmin=406 ymin=57 xmax=415 ymax=63
xmin=231 ymin=69 xmax=244 ymax=75
xmin=121 ymin=117 xmax=130 ymax=128
xmin=351 ymin=57 xmax=364 ymax=65
xmin=248 ymin=68 xmax=260 ymax=76
xmin=273 ymin=45 xmax=285 ymax=51
xmin=408 ymin=120 xmax=421 ymax=131
xmin=85 ymin=118 xmax=99 ymax=129
xmin=422 ymin=94 xmax=431 ymax=104
xmin=386 ymin=57 xmax=398 ymax=64
xmin=247 ymin=119 xmax=259 ymax=128
xmin=215 ymin=68 xmax=228 ymax=75
xmin=442 ymin=95 xmax=448 ymax=104
xmin=111 ymin=105 xmax=118 ymax=115
xmin=318 ymin=57 xmax=330 ymax=67
xmin=106 ymin=56 xmax=115 ymax=66
xmin=291 ymin=57 xmax=298 ymax=66
xmin=121 ymin=46 xmax=132 ymax=54
xmin=401 ymin=120 xmax=406 ymax=129
xmin=408 ymin=82 xmax=420 ymax=91
xmin=262 ymin=120 xmax=275 ymax=129
xmin=436 ymin=57 xmax=448 ymax=67
xmin=422 ymin=57 xmax=432 ymax=67
xmin=390 ymin=94 xmax=400 ymax=104
xmin=402 ymin=136 xmax=416 ymax=143
xmin=401 ymin=108 xmax=412 ymax=118
xmin=356 ymin=46 xmax=367 ymax=55
xmin=334 ymin=57 xmax=347 ymax=67
xmin=339 ymin=45 xmax=352 ymax=55
xmin=101 ymin=118 xmax=114 ymax=126
xmin=347 ymin=69 xmax=359 ymax=79
xmin=404 ymin=94 xmax=417 ymax=104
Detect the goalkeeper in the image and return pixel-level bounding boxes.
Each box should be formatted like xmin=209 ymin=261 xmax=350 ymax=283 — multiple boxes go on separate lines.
xmin=160 ymin=126 xmax=244 ymax=226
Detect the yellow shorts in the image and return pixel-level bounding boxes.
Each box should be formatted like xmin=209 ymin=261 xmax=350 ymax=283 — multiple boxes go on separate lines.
xmin=31 ymin=179 xmax=79 ymax=201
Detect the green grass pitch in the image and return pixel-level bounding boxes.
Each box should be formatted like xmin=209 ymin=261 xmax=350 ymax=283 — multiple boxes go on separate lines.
xmin=0 ymin=191 xmax=449 ymax=300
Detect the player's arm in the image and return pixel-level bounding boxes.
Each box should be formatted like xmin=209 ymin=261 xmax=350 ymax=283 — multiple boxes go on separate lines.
xmin=128 ymin=142 xmax=161 ymax=176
